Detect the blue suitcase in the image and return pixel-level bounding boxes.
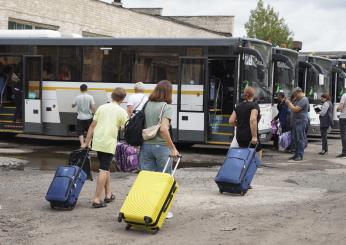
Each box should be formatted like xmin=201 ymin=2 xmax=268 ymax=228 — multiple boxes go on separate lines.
xmin=215 ymin=147 xmax=261 ymax=196
xmin=46 ymin=149 xmax=89 ymax=210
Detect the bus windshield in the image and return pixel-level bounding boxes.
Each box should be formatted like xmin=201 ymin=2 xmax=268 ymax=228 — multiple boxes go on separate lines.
xmin=273 ymin=50 xmax=298 ymax=98
xmin=306 ymin=58 xmax=332 ymax=104
xmin=241 ymin=41 xmax=272 ymax=103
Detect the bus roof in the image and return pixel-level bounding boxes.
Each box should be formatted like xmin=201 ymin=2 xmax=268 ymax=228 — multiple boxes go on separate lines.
xmin=0 ymin=36 xmax=271 ymax=47
xmin=273 ymin=47 xmax=298 ymax=55
xmin=299 ymin=54 xmax=332 ymax=63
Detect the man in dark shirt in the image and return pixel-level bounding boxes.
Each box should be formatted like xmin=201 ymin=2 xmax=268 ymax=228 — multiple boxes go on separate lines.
xmin=229 ymin=86 xmax=262 ymax=159
xmin=286 ymin=87 xmax=309 ymax=161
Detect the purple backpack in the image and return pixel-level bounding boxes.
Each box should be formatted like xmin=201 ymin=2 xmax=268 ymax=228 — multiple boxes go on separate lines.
xmin=115 ymin=142 xmax=139 ymax=172
xmin=271 ymin=121 xmax=278 ymax=135
xmin=279 ymin=131 xmax=291 ymax=149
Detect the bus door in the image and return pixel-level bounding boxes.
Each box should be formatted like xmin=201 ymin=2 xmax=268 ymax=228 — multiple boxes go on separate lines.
xmin=177 ymin=58 xmax=206 ymax=142
xmin=207 ymin=57 xmax=237 ymax=144
xmin=23 ymin=56 xmax=43 ymax=134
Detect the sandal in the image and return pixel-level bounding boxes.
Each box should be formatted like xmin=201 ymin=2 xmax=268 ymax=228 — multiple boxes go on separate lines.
xmin=104 ymin=194 xmax=115 ymax=203
xmin=92 ymin=202 xmax=107 ymax=208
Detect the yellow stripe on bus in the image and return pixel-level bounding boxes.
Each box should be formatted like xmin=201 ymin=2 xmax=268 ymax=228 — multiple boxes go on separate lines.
xmin=206 ymin=141 xmax=231 ymax=145
xmin=41 ymin=86 xmax=203 ymax=95
xmin=0 ymin=129 xmax=23 ymax=133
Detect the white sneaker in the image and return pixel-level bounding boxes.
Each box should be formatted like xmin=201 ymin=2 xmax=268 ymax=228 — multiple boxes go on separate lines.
xmin=166 ymin=212 xmax=174 ymax=219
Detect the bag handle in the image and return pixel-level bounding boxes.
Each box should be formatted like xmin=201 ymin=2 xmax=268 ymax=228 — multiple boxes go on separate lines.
xmin=158 ymin=103 xmax=167 ymax=123
xmin=72 ymin=148 xmax=90 ymax=185
xmin=162 ymin=155 xmax=182 ymax=177
xmin=133 ymin=94 xmax=146 ymax=111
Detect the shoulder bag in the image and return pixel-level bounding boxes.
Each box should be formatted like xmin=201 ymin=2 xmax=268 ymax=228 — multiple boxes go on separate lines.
xmin=142 ymin=103 xmax=166 ymax=140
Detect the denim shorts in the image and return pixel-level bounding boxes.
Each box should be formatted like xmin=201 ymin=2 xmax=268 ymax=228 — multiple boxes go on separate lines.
xmin=139 ymin=144 xmax=172 ymax=174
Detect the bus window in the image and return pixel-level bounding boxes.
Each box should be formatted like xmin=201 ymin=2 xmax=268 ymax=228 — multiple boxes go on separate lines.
xmin=102 ymin=48 xmax=132 ymax=83
xmin=337 ymin=74 xmax=345 ymax=103
xmin=186 ymin=47 xmax=203 ymax=57
xmin=306 ymin=59 xmax=331 ymax=104
xmin=181 ymin=59 xmax=204 ymax=85
xmin=82 ymin=47 xmax=103 ymax=82
xmin=242 ymin=54 xmax=271 ymax=103
xmin=273 ymin=61 xmax=294 ymax=96
xmin=58 ymin=47 xmax=81 ymax=81
xmin=132 ymin=50 xmax=178 ymax=84
xmin=37 ymin=46 xmax=57 ymax=80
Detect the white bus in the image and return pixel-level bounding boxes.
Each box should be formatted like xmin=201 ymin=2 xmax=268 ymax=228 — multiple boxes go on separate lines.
xmin=298 ymin=55 xmax=333 ymax=136
xmin=332 ymin=59 xmax=346 ymax=129
xmin=271 ymin=47 xmax=299 ymax=117
xmin=0 ymin=32 xmax=273 ymax=145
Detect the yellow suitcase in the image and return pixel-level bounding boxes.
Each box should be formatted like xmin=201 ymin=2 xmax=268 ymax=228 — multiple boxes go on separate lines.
xmin=118 ymin=156 xmax=181 ymax=234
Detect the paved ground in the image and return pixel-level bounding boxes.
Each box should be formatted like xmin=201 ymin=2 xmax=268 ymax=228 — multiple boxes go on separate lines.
xmin=0 ymin=135 xmax=346 ymax=245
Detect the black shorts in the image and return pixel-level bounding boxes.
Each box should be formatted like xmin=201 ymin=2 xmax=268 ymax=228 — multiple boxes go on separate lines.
xmin=237 ymin=137 xmax=263 ymax=152
xmin=97 ymin=151 xmax=114 ymax=171
xmin=76 ymin=119 xmax=92 ymax=136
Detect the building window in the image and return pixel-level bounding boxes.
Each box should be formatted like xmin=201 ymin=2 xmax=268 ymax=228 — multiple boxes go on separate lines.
xmin=8 ymin=18 xmax=58 ymax=30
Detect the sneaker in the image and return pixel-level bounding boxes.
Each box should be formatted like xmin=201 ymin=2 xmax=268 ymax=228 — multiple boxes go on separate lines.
xmin=336 ymin=154 xmax=346 ymax=158
xmin=293 ymin=157 xmax=303 ymax=161
xmin=166 ymin=212 xmax=174 ymax=219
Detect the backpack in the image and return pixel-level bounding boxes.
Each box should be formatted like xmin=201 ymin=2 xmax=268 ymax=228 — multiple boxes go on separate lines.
xmin=68 ymin=148 xmax=93 ymax=181
xmin=124 ymin=101 xmax=148 ymax=146
xmin=115 ymin=142 xmax=139 ymax=172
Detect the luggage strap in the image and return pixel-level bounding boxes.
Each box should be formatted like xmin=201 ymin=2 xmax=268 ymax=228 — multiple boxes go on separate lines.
xmin=162 ymin=155 xmax=182 ymax=176
xmin=72 ymin=148 xmax=90 ymax=186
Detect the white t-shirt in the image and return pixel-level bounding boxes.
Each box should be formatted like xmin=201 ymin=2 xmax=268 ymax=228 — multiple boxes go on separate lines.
xmin=340 ymin=93 xmax=346 ymax=119
xmin=73 ymin=93 xmax=95 ymax=120
xmin=127 ymin=93 xmax=148 ymax=111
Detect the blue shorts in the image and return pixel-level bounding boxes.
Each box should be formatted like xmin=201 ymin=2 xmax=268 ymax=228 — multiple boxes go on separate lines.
xmin=139 ymin=144 xmax=172 ymax=174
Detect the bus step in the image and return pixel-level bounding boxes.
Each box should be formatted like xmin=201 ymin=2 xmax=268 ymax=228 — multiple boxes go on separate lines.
xmin=209 ymin=133 xmax=233 ymax=143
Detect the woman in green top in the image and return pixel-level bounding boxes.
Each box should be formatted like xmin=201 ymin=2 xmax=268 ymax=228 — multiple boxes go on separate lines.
xmin=140 ymin=80 xmax=179 ymax=171
xmin=140 ymin=80 xmax=179 ymax=218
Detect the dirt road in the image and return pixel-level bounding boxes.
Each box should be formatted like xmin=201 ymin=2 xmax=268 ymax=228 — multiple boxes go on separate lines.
xmin=0 ymin=138 xmax=346 ymax=245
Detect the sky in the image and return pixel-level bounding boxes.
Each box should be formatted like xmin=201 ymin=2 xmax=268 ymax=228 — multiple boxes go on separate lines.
xmin=112 ymin=0 xmax=346 ymax=52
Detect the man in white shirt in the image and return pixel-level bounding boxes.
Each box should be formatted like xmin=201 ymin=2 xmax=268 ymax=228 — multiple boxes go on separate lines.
xmin=337 ymin=92 xmax=346 ymax=157
xmin=127 ymin=82 xmax=148 ymax=116
xmin=72 ymin=84 xmax=96 ymax=145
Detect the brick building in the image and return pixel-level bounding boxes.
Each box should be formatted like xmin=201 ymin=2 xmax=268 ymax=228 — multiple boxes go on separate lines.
xmin=0 ymin=0 xmax=234 ymax=38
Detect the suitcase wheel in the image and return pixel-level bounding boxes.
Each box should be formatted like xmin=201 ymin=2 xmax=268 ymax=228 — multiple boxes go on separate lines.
xmin=240 ymin=190 xmax=247 ymax=196
xmin=118 ymin=213 xmax=124 ymax=223
xmin=125 ymin=224 xmax=132 ymax=231
xmin=67 ymin=205 xmax=75 ymax=211
xmin=151 ymin=228 xmax=159 ymax=235
xmin=50 ymin=203 xmax=55 ymax=209
xmin=219 ymin=189 xmax=223 ymax=194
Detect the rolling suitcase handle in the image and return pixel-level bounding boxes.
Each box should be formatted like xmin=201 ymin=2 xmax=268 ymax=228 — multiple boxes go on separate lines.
xmin=72 ymin=148 xmax=90 ymax=186
xmin=162 ymin=155 xmax=182 ymax=177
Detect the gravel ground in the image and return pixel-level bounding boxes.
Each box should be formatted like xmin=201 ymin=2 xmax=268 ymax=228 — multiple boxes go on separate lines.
xmin=0 ymin=137 xmax=346 ymax=245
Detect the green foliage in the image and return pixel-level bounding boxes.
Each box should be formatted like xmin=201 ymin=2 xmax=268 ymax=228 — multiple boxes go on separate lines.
xmin=245 ymin=0 xmax=294 ymax=48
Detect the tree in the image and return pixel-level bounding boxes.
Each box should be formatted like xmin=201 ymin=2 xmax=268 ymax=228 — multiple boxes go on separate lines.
xmin=245 ymin=0 xmax=294 ymax=48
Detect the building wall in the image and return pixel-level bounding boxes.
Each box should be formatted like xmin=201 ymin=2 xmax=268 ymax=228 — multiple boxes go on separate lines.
xmin=169 ymin=16 xmax=234 ymax=36
xmin=0 ymin=0 xmax=222 ymax=38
